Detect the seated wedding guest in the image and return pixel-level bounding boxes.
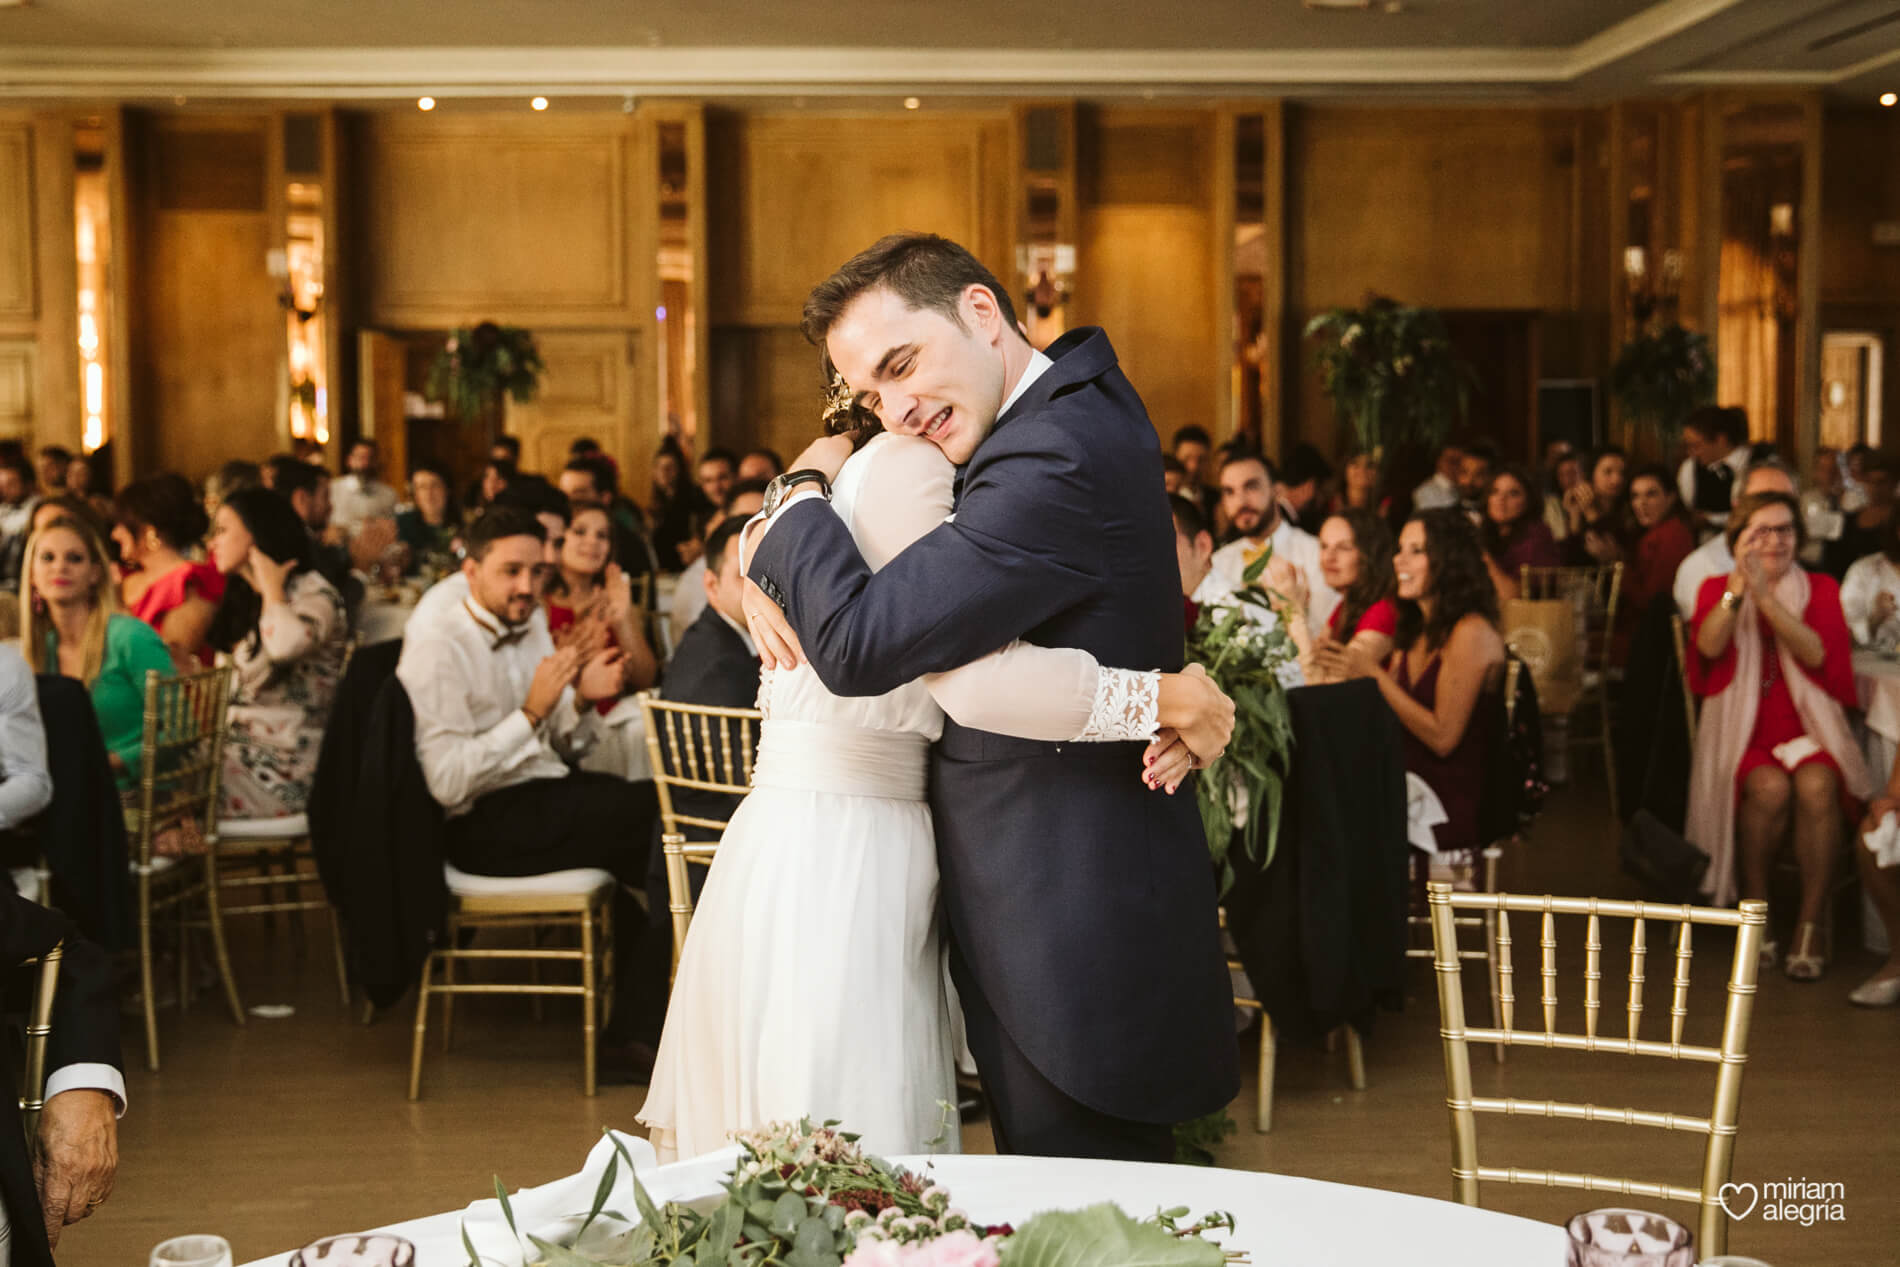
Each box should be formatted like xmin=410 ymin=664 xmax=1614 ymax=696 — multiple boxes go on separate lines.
xmin=1171 ymin=494 xmax=1217 ymax=628
xmin=34 ymin=446 xmax=70 ymax=496
xmin=1677 ymin=404 xmax=1752 ymax=533
xmin=1561 ymin=445 xmax=1631 ymax=540
xmin=645 ymin=442 xmax=707 ymax=573
xmin=1455 ymin=442 xmax=1497 ymax=514
xmin=397 ymin=506 xmax=656 ymax=1078
xmin=1823 ymin=452 xmax=1895 ymax=579
xmin=1323 ymin=507 xmax=1505 ymax=856
xmin=1304 ymin=508 xmax=1398 ymax=684
xmin=0 ymin=454 xmax=39 ymax=592
xmin=331 ymin=437 xmax=400 ymax=538
xmin=544 ymin=504 xmax=659 ymax=707
xmin=560 ymin=456 xmax=660 ymax=598
xmin=1608 ymin=463 xmax=1698 ymax=660
xmin=473 ymin=457 xmax=516 ymax=513
xmin=670 ymin=480 xmax=766 ymax=648
xmin=1674 ymin=461 xmax=1796 ymax=618
xmin=695 ymin=448 xmax=738 ymax=512
xmin=1335 ymin=450 xmax=1384 ymax=516
xmin=204 ymin=459 xmax=261 ymax=517
xmin=1161 ymin=454 xmax=1189 ymax=497
xmin=1543 ymin=452 xmax=1582 ymax=541
xmin=1170 ymin=425 xmax=1215 ymax=518
xmin=1412 ymin=441 xmax=1465 ymax=512
xmin=112 ymin=473 xmax=221 ymax=670
xmin=1843 ymin=513 xmax=1900 ymax=647
xmin=27 ymin=495 xmax=108 ymax=557
xmin=1851 ymin=755 xmax=1900 ymax=1006
xmin=1211 ymin=450 xmax=1336 ymax=635
xmin=1278 ymin=443 xmax=1334 ymax=533
xmin=0 ymin=642 xmax=53 ymax=832
xmin=1686 ymin=490 xmax=1867 ymax=981
xmin=1480 ymin=465 xmax=1561 ymax=602
xmin=205 ymin=487 xmax=348 ymax=820
xmin=271 ymin=457 xmax=381 ymax=609
xmin=21 ymin=515 xmax=173 ymax=786
xmin=1843 ymin=441 xmax=1874 ymax=511
xmin=394 ymin=459 xmax=462 ymax=573
xmin=738 ymin=447 xmax=784 ymax=485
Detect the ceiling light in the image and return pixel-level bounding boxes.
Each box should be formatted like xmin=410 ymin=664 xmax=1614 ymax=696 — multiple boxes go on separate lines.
xmin=417 ymin=96 xmax=435 ymax=111
xmin=1303 ymin=0 xmax=1372 ymax=9
xmin=531 ymin=96 xmax=549 ymax=111
xmin=1883 ymin=92 xmax=1898 ymax=107
xmin=904 ymin=97 xmax=921 ymax=110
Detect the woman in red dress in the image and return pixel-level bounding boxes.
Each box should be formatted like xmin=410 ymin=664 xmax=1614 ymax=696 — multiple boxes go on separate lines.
xmin=112 ymin=473 xmax=223 ymax=670
xmin=1605 ymin=463 xmax=1697 ymax=664
xmin=1305 ymin=507 xmax=1398 ymax=684
xmin=1686 ymin=490 xmax=1869 ymax=980
xmin=543 ymin=504 xmax=658 ymax=712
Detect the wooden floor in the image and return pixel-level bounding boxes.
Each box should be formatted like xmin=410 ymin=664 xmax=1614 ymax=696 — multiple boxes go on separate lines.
xmin=72 ymin=768 xmax=1900 ymax=1267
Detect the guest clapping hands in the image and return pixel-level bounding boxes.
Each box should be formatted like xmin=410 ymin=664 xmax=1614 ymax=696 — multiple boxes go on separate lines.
xmin=1305 ymin=509 xmax=1398 ymax=685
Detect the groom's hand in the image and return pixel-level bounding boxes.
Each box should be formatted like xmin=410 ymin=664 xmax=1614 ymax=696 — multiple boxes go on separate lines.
xmin=742 ymin=578 xmax=807 ymax=670
xmin=1157 ymin=664 xmax=1234 ymax=766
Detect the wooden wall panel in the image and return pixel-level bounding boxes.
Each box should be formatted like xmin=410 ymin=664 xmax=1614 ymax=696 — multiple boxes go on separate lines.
xmin=0 ymin=339 xmax=34 ymax=441
xmin=1822 ymin=109 xmax=1900 ymax=307
xmin=360 ymin=117 xmax=645 ymax=328
xmin=708 ymin=113 xmax=1013 ymax=328
xmin=0 ymin=125 xmax=36 ymax=325
xmin=504 ymin=330 xmax=637 ymax=478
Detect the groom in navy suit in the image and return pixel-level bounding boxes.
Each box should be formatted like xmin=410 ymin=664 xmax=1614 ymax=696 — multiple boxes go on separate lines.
xmin=744 ymin=233 xmax=1239 ymax=1161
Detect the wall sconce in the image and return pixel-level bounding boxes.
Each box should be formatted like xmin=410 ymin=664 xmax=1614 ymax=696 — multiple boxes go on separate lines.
xmin=1624 ymin=245 xmax=1682 ymax=333
xmin=1018 ymin=243 xmax=1075 ymax=319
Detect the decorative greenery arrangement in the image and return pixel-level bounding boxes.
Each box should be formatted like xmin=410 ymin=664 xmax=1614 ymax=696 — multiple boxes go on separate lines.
xmin=1186 ymin=550 xmax=1298 ymax=895
xmin=426 ymin=321 xmax=546 ymax=423
xmin=1610 ymin=322 xmax=1715 ymax=441
xmin=474 ymin=1120 xmax=1242 ymax=1266
xmin=1304 ymin=296 xmax=1473 ymax=459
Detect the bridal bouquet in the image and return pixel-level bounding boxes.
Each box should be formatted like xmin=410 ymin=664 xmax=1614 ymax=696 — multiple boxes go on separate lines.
xmin=476 ymin=1119 xmax=1241 ymax=1266
xmin=1187 ymin=551 xmax=1297 ymax=893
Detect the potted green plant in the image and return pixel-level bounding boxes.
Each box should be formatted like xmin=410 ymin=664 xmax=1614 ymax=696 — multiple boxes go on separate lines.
xmin=425 ymin=321 xmax=546 ymax=439
xmin=1304 ymin=296 xmax=1473 ymax=461
xmin=1610 ymin=322 xmax=1715 ymax=443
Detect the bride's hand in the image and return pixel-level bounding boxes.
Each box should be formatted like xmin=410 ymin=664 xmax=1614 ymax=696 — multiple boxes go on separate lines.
xmin=1143 ymin=729 xmax=1196 ymax=795
xmin=790 ymin=434 xmax=856 ymax=483
xmin=741 ymin=578 xmax=806 ymax=670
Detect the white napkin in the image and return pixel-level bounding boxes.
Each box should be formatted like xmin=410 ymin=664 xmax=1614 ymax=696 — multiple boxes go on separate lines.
xmin=453 ymin=1133 xmax=746 ymax=1265
xmin=1406 ymin=772 xmax=1448 ymax=854
xmin=1863 ymin=810 xmax=1900 ymax=869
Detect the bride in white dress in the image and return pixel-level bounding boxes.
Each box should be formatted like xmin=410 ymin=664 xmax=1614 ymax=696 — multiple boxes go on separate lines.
xmin=637 ymin=428 xmax=1176 ymax=1162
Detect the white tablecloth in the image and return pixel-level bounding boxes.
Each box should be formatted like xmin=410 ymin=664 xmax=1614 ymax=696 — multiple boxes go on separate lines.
xmin=354 ymin=598 xmax=417 ymax=647
xmin=1855 ymin=650 xmax=1900 ymax=953
xmin=244 ymin=1137 xmax=1565 ymax=1267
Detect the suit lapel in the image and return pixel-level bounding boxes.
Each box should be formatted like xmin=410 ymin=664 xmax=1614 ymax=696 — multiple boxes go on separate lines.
xmin=956 ymin=327 xmax=1121 ymax=509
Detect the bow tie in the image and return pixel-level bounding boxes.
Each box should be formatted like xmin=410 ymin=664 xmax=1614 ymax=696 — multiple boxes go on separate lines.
xmin=491 ymin=625 xmax=532 ymax=650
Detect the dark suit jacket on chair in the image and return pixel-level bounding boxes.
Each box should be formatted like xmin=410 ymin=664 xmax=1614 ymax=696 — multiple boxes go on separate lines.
xmin=0 ymin=894 xmax=120 ymax=1267
xmin=28 ymin=677 xmax=129 ymax=950
xmin=749 ymin=327 xmax=1239 ymax=1125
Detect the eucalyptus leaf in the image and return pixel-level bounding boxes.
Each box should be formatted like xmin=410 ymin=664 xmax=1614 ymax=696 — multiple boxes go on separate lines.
xmin=997 ymin=1204 xmax=1226 ymax=1267
xmin=577 ymin=1153 xmax=619 ymax=1239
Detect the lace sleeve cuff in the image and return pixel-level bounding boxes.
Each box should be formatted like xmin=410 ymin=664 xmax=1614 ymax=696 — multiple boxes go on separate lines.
xmin=1075 ymin=667 xmax=1160 ymax=742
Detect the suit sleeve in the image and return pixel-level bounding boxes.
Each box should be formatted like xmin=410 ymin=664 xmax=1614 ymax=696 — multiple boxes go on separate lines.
xmin=749 ymin=426 xmax=1102 ymax=698
xmin=0 ymin=895 xmax=122 ymax=1087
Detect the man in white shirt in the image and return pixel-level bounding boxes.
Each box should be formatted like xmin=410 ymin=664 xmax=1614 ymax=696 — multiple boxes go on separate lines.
xmin=1673 ymin=461 xmax=1797 ymax=618
xmin=0 ymin=646 xmax=53 ymax=833
xmin=668 ymin=480 xmax=767 ymax=659
xmin=396 ymin=505 xmax=658 ymax=1075
xmin=1412 ymin=442 xmax=1465 ymax=512
xmin=331 ymin=439 xmax=401 ymax=537
xmin=1208 ymin=451 xmax=1337 ymax=636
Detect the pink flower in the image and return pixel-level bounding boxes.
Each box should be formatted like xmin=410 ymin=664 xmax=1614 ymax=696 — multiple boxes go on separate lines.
xmin=843 ymin=1231 xmax=1000 ymax=1267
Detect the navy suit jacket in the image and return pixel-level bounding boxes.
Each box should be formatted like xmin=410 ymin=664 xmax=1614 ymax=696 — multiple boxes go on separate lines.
xmin=749 ymin=327 xmax=1238 ymax=1123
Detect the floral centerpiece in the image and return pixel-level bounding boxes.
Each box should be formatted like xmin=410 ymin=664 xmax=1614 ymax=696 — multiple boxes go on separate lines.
xmin=1304 ymin=296 xmax=1472 ymax=460
xmin=426 ymin=321 xmax=546 ymax=424
xmin=1610 ymin=322 xmax=1714 ymax=441
xmin=474 ymin=1119 xmax=1242 ymax=1266
xmin=1187 ymin=551 xmax=1298 ymax=894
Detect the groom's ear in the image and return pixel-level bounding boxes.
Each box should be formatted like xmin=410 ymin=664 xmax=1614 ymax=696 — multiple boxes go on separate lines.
xmin=962 ymin=283 xmax=1005 ymax=340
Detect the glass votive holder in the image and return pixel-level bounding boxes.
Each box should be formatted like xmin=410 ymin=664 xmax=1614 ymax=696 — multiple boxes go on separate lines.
xmin=150 ymin=1235 xmax=234 ymax=1267
xmin=288 ymin=1234 xmax=417 ymax=1267
xmin=1564 ymin=1208 xmax=1695 ymax=1267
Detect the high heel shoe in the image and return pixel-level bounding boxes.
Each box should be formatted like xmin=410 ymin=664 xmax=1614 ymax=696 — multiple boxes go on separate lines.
xmin=1784 ymin=922 xmax=1826 ymax=982
xmin=1758 ymin=939 xmax=1779 ymax=972
xmin=1848 ymin=973 xmax=1900 ymax=1007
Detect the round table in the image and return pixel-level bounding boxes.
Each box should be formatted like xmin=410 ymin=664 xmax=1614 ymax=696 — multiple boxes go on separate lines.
xmin=243 ymin=1144 xmax=1565 ymax=1266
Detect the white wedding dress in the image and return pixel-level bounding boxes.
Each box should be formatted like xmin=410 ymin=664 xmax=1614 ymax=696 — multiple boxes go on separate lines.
xmin=636 ymin=433 xmax=1158 ymax=1163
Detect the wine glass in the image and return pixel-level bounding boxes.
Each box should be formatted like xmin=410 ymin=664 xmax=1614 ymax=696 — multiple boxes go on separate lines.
xmin=288 ymin=1234 xmax=416 ymax=1267
xmin=1564 ymin=1208 xmax=1695 ymax=1267
xmin=150 ymin=1235 xmax=233 ymax=1267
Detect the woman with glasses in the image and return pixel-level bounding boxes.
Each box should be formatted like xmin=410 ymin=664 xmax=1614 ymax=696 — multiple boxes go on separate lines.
xmin=1685 ymin=490 xmax=1869 ymax=981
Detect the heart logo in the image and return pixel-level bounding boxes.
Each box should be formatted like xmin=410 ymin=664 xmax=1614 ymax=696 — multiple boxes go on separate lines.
xmin=1718 ymin=1181 xmax=1759 ymax=1220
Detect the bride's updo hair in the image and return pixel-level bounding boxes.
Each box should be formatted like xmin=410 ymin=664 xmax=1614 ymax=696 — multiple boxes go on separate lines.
xmin=821 ymin=364 xmax=883 ymax=443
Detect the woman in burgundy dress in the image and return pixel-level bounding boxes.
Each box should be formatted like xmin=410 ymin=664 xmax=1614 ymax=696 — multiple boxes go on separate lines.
xmin=1336 ymin=507 xmax=1506 ymax=859
xmin=1605 ymin=463 xmax=1697 ymax=664
xmin=1480 ymin=465 xmax=1562 ymax=603
xmin=1687 ymin=490 xmax=1869 ymax=980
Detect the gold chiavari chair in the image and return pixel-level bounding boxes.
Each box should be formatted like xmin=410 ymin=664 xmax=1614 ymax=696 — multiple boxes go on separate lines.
xmin=1670 ymin=613 xmax=1698 ymax=746
xmin=1222 ymin=909 xmax=1365 ymax=1134
xmin=126 ymin=665 xmax=241 ymax=1073
xmin=1426 ymin=884 xmax=1768 ymax=1258
xmin=1520 ymin=562 xmax=1625 ymax=822
xmin=407 ymin=862 xmax=618 ymax=1099
xmin=18 ymin=942 xmax=61 ymax=1145
xmin=638 ymin=692 xmax=759 ymax=980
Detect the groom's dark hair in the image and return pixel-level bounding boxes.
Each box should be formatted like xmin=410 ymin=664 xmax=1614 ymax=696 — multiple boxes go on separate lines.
xmin=801 ymin=233 xmax=1021 ymax=348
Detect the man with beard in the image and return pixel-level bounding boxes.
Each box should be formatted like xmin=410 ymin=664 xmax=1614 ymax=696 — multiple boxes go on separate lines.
xmin=1208 ymin=450 xmax=1335 ymax=637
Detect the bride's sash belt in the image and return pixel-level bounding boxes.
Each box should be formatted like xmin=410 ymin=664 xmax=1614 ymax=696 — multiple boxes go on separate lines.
xmin=750 ymin=720 xmax=930 ymax=802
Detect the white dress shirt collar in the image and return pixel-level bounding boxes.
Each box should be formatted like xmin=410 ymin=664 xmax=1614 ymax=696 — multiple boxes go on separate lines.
xmin=1000 ymin=348 xmax=1055 ymax=419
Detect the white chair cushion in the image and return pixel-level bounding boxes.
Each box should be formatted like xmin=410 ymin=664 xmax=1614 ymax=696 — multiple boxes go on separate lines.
xmin=442 ymin=862 xmax=616 ymax=898
xmin=129 ymin=855 xmax=179 ymax=875
xmin=217 ymin=814 xmax=310 ymax=840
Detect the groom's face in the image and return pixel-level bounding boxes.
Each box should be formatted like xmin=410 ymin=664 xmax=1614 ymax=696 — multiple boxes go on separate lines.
xmin=826 ymin=284 xmax=1008 ymax=466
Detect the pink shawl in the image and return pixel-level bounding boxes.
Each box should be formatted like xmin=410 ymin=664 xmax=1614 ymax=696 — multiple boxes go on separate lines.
xmin=1685 ymin=566 xmax=1869 ymax=906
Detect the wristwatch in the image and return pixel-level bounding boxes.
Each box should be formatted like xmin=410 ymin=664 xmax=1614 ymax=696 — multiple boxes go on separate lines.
xmin=761 ymin=469 xmax=833 ymax=519
xmin=1720 ymin=589 xmax=1743 ymax=612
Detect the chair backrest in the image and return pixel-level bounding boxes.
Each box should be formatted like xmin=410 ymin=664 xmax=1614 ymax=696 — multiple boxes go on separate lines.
xmin=18 ymin=942 xmax=60 ymax=1146
xmin=1669 ymin=612 xmax=1698 ymax=746
xmin=638 ymin=691 xmax=760 ymax=976
xmin=125 ymin=666 xmax=236 ymax=867
xmin=1519 ymin=563 xmax=1625 ymax=675
xmin=1426 ymin=883 xmax=1767 ymax=1258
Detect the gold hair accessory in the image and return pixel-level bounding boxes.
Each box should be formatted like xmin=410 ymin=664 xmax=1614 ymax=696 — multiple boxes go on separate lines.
xmin=822 ymin=371 xmax=858 ymax=429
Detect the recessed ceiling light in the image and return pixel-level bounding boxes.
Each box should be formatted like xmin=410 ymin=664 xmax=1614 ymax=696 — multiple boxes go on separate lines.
xmin=1303 ymin=0 xmax=1372 ymax=9
xmin=417 ymin=96 xmax=435 ymax=111
xmin=1883 ymin=92 xmax=1898 ymax=107
xmin=904 ymin=97 xmax=921 ymax=110
xmin=531 ymin=96 xmax=549 ymax=111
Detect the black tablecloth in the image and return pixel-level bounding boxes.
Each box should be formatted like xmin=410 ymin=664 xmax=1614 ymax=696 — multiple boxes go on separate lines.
xmin=1224 ymin=678 xmax=1410 ymax=1044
